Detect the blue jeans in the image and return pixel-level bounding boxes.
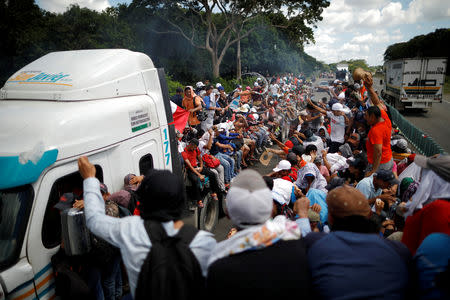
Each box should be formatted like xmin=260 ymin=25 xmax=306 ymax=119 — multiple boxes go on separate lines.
xmin=102 ymin=255 xmax=122 ymax=300
xmin=216 ymin=152 xmax=236 ymax=178
xmin=215 ymin=153 xmax=232 ymax=183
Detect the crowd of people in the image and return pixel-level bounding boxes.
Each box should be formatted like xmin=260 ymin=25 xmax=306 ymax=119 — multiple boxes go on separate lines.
xmin=59 ymin=72 xmax=449 ymax=300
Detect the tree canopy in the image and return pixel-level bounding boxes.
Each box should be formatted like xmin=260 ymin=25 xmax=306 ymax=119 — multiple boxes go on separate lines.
xmin=384 ymin=28 xmax=450 ymax=74
xmin=0 ymin=0 xmax=330 ymax=86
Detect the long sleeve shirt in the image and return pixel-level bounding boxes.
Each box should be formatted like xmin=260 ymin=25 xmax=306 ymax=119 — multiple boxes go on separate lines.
xmin=83 ymin=177 xmax=217 ymax=297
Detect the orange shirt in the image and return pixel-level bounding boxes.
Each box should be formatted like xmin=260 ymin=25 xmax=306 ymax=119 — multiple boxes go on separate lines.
xmin=366 ymin=121 xmax=392 ymax=164
xmin=182 ymin=96 xmax=201 ymax=126
xmin=380 ymin=108 xmax=392 ymax=132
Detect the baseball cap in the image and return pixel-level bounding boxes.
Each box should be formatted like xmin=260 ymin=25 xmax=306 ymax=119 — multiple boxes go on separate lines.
xmin=333 ymin=79 xmax=339 ymax=84
xmin=327 ymin=185 xmax=371 ymax=218
xmin=338 ymin=143 xmax=352 ymax=158
xmin=374 ymin=170 xmax=400 ymax=185
xmin=215 ymin=83 xmax=222 ymax=88
xmin=414 ymin=154 xmax=450 ymax=182
xmin=325 ymin=177 xmax=345 ymax=191
xmin=273 ymin=160 xmax=291 ymax=172
xmin=396 ymin=139 xmax=408 ymax=151
xmin=254 ymin=82 xmax=259 ymax=87
xmin=308 ymin=209 xmax=320 ymax=222
xmin=332 ymin=103 xmax=346 ymax=112
xmin=100 ymin=183 xmax=108 ymax=194
xmin=226 ymin=169 xmax=273 ymax=228
xmin=54 ymin=193 xmax=76 ymax=211
xmin=196 ymin=81 xmax=205 ymax=88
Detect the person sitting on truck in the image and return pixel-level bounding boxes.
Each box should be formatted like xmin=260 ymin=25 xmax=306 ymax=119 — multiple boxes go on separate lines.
xmin=206 ymin=170 xmax=312 ymax=300
xmin=365 ymin=106 xmax=394 ymax=176
xmin=182 ymin=86 xmax=202 ymax=130
xmin=170 ymin=87 xmax=184 ymax=107
xmin=182 ymin=138 xmax=220 ymax=207
xmin=78 ymin=157 xmax=217 ymax=299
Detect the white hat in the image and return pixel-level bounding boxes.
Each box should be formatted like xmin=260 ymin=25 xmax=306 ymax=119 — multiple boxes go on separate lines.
xmin=226 ymin=170 xmax=273 ymax=228
xmin=273 ymin=160 xmax=291 ymax=172
xmin=333 ymin=79 xmax=339 ymax=84
xmin=254 ymin=82 xmax=259 ymax=87
xmin=218 ymin=123 xmax=227 ymax=131
xmin=338 ymin=93 xmax=345 ymax=100
xmin=253 ymin=113 xmax=259 ymax=120
xmin=196 ymin=81 xmax=205 ymax=88
xmin=216 ymin=83 xmax=222 ymax=88
xmin=272 ymin=178 xmax=294 ymax=205
xmin=332 ymin=103 xmax=345 ymax=112
xmin=239 ymin=106 xmax=249 ymax=113
xmin=299 ymin=110 xmax=308 ymax=116
xmin=257 ymin=77 xmax=261 ymax=81
xmin=243 ymin=104 xmax=250 ymax=109
xmin=250 ymin=107 xmax=257 ymax=113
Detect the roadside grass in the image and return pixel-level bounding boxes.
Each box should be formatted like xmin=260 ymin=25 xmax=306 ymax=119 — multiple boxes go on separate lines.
xmin=444 ymin=75 xmax=450 ymax=95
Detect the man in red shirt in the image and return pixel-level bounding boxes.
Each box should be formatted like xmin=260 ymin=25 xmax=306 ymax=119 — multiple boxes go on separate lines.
xmin=182 ymin=138 xmax=219 ymax=207
xmin=365 ymin=106 xmax=393 ymax=177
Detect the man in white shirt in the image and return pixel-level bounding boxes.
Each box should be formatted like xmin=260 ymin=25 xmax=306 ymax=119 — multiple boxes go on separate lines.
xmin=307 ymin=98 xmax=349 ymax=153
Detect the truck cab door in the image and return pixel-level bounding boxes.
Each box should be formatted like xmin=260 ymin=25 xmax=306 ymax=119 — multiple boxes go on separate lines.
xmin=26 ymin=154 xmax=110 ymax=299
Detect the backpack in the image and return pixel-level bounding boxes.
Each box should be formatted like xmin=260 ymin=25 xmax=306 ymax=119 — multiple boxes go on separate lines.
xmin=134 ymin=220 xmax=205 ymax=300
xmin=194 ymin=96 xmax=208 ymax=121
xmin=202 ymin=153 xmax=221 ymax=168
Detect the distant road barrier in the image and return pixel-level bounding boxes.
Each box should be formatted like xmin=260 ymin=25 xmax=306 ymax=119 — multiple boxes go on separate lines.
xmin=385 ymin=102 xmax=447 ymax=156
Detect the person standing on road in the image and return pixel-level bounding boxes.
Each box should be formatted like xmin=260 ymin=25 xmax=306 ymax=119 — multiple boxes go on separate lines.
xmin=77 ymin=156 xmax=216 ymax=299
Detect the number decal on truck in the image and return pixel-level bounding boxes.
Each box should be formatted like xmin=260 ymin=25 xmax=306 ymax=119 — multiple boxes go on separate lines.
xmin=163 ymin=128 xmax=170 ymax=166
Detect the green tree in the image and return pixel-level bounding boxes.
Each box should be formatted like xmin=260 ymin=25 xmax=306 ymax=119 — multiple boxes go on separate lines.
xmin=129 ymin=0 xmax=329 ymax=78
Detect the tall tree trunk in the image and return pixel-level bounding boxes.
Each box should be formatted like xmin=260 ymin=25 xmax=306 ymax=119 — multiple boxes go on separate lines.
xmin=210 ymin=51 xmax=220 ymax=78
xmin=236 ymin=39 xmax=241 ymax=80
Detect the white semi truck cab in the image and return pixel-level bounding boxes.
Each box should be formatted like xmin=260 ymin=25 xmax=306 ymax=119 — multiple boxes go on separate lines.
xmin=0 ymin=49 xmax=217 ymax=299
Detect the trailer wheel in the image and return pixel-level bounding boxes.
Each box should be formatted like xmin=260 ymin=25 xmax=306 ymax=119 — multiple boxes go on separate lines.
xmin=199 ymin=193 xmax=219 ymax=232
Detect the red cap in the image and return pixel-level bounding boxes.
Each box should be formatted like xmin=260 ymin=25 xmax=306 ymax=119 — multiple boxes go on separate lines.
xmin=285 ymin=140 xmax=294 ymax=149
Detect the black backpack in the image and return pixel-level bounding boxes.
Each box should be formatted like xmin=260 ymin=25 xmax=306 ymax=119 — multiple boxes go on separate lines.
xmin=134 ymin=220 xmax=205 ymax=300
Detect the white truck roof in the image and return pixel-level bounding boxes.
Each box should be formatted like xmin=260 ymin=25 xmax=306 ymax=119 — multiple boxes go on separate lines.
xmin=1 ymin=49 xmax=154 ymax=101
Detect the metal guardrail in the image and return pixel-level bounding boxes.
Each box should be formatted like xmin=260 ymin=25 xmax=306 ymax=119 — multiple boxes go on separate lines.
xmin=385 ymin=102 xmax=447 ymax=156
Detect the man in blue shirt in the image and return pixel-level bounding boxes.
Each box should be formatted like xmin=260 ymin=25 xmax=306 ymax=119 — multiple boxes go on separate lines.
xmin=170 ymin=87 xmax=183 ymax=107
xmin=305 ymin=185 xmax=415 ymax=300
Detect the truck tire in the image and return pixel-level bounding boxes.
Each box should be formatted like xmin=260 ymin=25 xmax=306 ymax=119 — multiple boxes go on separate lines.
xmin=198 ymin=193 xmax=219 ymax=232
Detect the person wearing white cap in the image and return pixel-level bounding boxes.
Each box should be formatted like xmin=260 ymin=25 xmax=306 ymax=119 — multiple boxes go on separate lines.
xmin=306 ymin=98 xmax=349 ymax=153
xmin=206 ymin=170 xmax=312 ymax=299
xmin=271 ymin=159 xmax=292 ymax=178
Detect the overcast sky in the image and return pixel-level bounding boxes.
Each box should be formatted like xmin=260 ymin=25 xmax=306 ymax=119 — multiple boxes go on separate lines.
xmin=36 ymin=0 xmax=450 ymax=66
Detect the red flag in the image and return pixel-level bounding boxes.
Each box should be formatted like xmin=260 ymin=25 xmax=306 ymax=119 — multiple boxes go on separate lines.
xmin=170 ymin=101 xmax=189 ymax=132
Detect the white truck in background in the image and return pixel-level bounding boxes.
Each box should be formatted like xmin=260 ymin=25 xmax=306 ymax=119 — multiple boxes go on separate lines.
xmin=0 ymin=49 xmax=219 ymax=300
xmin=336 ymin=63 xmax=349 ymax=81
xmin=382 ymin=57 xmax=447 ymax=111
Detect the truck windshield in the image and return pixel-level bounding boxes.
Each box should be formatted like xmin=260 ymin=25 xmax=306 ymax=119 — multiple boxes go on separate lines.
xmin=0 ymin=185 xmax=34 ymax=271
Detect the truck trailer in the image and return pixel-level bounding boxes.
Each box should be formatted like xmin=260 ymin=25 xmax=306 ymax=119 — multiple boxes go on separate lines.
xmin=382 ymin=57 xmax=447 ymax=111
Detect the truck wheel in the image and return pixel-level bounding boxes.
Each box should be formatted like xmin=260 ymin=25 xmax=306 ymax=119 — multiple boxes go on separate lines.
xmin=199 ymin=193 xmax=219 ymax=232
xmin=219 ymin=196 xmax=227 ymax=217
